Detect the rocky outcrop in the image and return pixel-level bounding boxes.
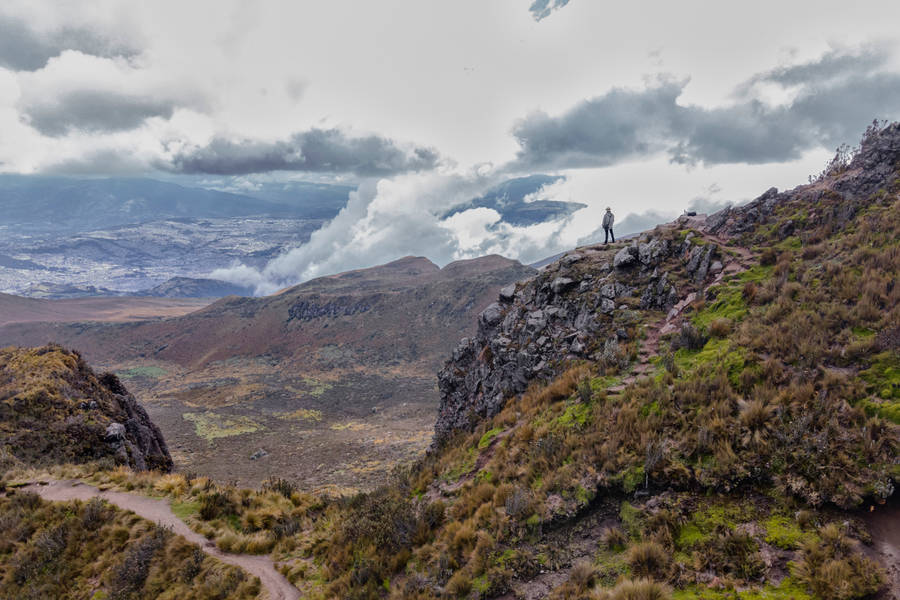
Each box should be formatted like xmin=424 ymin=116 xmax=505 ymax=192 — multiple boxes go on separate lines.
xmin=287 ymin=295 xmax=380 ymax=321
xmin=0 ymin=345 xmax=173 ymax=472
xmin=98 ymin=373 xmax=173 ymax=471
xmin=433 ymin=232 xmax=723 ymax=445
xmin=705 ymin=122 xmax=900 ymax=238
xmin=434 ymin=122 xmax=900 ymax=448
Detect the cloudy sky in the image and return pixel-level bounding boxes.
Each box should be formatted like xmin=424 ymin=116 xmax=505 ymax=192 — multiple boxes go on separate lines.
xmin=3 ymin=0 xmax=900 ymax=290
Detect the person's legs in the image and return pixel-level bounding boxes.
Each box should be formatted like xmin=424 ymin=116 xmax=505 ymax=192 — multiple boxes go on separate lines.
xmin=604 ymin=227 xmax=610 ymax=244
xmin=610 ymin=228 xmax=615 ymax=243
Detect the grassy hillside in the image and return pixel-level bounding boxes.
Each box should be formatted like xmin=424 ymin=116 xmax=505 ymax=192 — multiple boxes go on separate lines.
xmin=0 ymin=345 xmax=172 ymax=472
xmin=2 ymin=124 xmax=898 ymax=599
xmin=0 ymin=489 xmax=260 ymax=599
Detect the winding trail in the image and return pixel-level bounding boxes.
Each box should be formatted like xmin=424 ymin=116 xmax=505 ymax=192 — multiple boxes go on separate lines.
xmin=23 ymin=479 xmax=301 ymax=600
xmin=609 ymin=222 xmax=756 ymax=393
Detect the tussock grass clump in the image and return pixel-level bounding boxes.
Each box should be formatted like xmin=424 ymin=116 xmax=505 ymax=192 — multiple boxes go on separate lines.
xmin=792 ymin=523 xmax=884 ymax=600
xmin=595 ymin=578 xmax=671 ymax=600
xmin=0 ymin=490 xmax=259 ymax=599
xmin=626 ymin=541 xmax=670 ymax=579
xmin=602 ymin=526 xmax=629 ymax=551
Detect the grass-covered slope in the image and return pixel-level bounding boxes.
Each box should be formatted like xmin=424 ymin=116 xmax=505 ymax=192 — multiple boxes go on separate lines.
xmin=0 ymin=345 xmax=173 ymax=472
xmin=0 ymin=489 xmax=260 ymax=599
xmin=1 ymin=123 xmax=897 ymax=599
xmin=16 ymin=122 xmax=893 ymax=600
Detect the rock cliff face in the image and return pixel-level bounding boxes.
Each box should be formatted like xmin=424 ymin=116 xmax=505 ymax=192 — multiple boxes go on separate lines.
xmin=434 ymin=121 xmax=900 ymax=446
xmin=434 ymin=228 xmax=726 ymax=444
xmin=0 ymin=345 xmax=172 ymax=472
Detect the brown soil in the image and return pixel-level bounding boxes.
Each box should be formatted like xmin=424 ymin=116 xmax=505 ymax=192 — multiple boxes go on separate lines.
xmin=0 ymin=294 xmax=211 ymax=326
xmin=863 ymin=501 xmax=900 ymax=599
xmin=24 ymin=479 xmax=300 ymax=600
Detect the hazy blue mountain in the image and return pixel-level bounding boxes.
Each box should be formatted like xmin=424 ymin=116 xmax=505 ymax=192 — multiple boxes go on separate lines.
xmin=0 ymin=175 xmax=352 ymax=232
xmin=444 ymin=174 xmax=586 ymax=226
xmin=230 ymin=180 xmax=355 ymax=220
xmin=140 ymin=276 xmax=254 ymax=298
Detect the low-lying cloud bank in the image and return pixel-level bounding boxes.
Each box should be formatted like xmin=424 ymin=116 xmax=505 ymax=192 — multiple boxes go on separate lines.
xmin=210 ymin=171 xmax=594 ymax=295
xmin=208 ymin=169 xmax=745 ymax=296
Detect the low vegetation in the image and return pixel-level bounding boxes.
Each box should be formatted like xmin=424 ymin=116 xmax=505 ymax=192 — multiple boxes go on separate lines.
xmin=0 ymin=489 xmax=260 ymax=599
xmin=1 ymin=124 xmax=897 ymax=598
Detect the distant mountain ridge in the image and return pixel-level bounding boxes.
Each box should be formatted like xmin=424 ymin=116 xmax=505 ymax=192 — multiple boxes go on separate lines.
xmin=0 ymin=253 xmax=535 ymax=489
xmin=141 ymin=276 xmax=254 ymax=298
xmin=444 ymin=174 xmax=586 ymax=226
xmin=0 ymin=175 xmax=353 ymax=232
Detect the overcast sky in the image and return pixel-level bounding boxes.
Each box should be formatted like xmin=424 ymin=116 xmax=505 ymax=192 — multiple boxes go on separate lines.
xmin=3 ymin=0 xmax=900 ymax=289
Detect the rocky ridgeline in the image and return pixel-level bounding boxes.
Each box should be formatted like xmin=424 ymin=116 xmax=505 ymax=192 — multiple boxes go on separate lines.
xmin=705 ymin=121 xmax=900 ymax=238
xmin=0 ymin=346 xmax=173 ymax=472
xmin=434 ymin=231 xmax=724 ymax=444
xmin=434 ymin=122 xmax=900 ymax=446
xmin=98 ymin=372 xmax=174 ymax=471
xmin=287 ymin=295 xmax=380 ymax=321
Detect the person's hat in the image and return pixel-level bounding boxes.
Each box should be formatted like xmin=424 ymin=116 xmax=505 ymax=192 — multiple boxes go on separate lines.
xmin=605 ymin=207 xmax=611 ymax=210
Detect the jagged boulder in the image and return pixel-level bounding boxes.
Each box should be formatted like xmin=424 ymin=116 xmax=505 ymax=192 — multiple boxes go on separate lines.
xmin=614 ymin=245 xmax=638 ymax=269
xmin=498 ymin=284 xmax=517 ymax=303
xmin=479 ymin=303 xmax=504 ymax=327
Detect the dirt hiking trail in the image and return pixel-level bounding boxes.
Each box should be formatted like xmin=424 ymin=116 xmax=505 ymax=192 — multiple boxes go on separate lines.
xmin=23 ymin=479 xmax=300 ymax=600
xmin=608 ymin=221 xmax=756 ymax=393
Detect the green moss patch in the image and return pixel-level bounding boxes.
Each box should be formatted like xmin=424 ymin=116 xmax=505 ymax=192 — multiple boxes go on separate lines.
xmin=676 ymin=502 xmax=756 ymax=550
xmin=763 ymin=514 xmax=811 ymax=550
xmin=478 ymin=427 xmax=503 ymax=449
xmin=554 ymin=402 xmax=591 ymax=428
xmin=861 ymin=352 xmax=900 ymax=400
xmin=183 ymin=412 xmax=262 ymax=441
xmin=858 ymin=398 xmax=900 ymax=424
xmin=116 ymin=366 xmax=168 ymax=380
xmin=675 ymin=338 xmax=747 ymax=386
xmin=673 ymin=579 xmax=811 ymax=600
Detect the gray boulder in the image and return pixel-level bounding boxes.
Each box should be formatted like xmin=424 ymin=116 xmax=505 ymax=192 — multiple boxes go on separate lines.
xmin=480 ymin=303 xmax=504 ymax=327
xmin=614 ymin=246 xmax=638 ymax=269
xmin=105 ymin=422 xmax=126 ymax=441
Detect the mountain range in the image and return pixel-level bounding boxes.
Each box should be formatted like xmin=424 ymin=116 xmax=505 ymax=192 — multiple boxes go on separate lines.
xmin=0 ymin=254 xmax=535 ymax=490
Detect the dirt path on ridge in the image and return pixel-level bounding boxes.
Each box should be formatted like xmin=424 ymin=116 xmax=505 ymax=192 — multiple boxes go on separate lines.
xmin=610 ymin=225 xmax=756 ymax=393
xmin=23 ymin=479 xmax=300 ymax=600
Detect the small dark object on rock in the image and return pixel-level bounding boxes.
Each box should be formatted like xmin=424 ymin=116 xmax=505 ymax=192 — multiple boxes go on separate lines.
xmin=250 ymin=449 xmax=268 ymax=461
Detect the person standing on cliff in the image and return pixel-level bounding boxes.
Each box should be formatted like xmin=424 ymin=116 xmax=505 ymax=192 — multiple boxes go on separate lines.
xmin=602 ymin=207 xmax=615 ymax=244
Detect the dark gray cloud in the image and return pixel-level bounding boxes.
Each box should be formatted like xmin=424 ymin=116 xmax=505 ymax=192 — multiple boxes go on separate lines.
xmin=529 ymin=0 xmax=572 ymax=21
xmin=21 ymin=90 xmax=177 ymax=136
xmin=42 ymin=148 xmax=152 ymax=175
xmin=0 ymin=14 xmax=137 ymax=71
xmin=511 ymin=79 xmax=684 ymax=169
xmin=167 ymin=128 xmax=441 ymax=176
xmin=510 ymin=47 xmax=900 ymax=171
